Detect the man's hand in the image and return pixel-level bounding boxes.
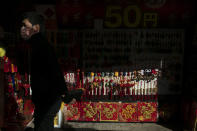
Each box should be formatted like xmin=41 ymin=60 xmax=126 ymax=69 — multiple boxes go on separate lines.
xmin=68 ymin=98 xmax=76 ymax=105
xmin=61 ymin=89 xmax=84 ymax=104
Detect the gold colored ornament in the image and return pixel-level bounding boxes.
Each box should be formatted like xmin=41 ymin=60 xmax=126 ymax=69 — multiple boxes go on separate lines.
xmin=143 ymin=111 xmax=151 ymax=119
xmin=115 ymin=72 xmax=119 ymax=77
xmin=103 ymin=105 xmax=116 ymax=119
xmin=139 ymin=116 xmax=144 ymax=121
xmin=84 ymin=104 xmax=97 ymax=118
xmin=121 ymin=105 xmax=135 ymax=120
xmin=91 ymin=72 xmax=94 ymax=77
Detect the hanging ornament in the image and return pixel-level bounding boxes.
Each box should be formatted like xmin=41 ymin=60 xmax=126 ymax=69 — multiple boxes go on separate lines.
xmin=101 ymin=79 xmax=104 ymax=98
xmin=4 ymin=60 xmax=9 ymax=72
xmin=8 ymin=82 xmax=14 ymax=95
xmin=23 ymin=83 xmax=30 ymax=96
xmin=140 ymin=80 xmax=143 ymax=101
xmin=14 ymin=74 xmax=19 ymax=91
xmin=110 ymin=79 xmax=113 ymax=100
xmin=143 ymin=80 xmax=145 ymax=101
xmin=126 ymin=79 xmax=130 ymax=97
xmin=132 ymin=80 xmax=135 ymax=101
xmin=105 ymin=79 xmax=109 ymax=99
xmin=91 ymin=72 xmax=94 ymax=77
xmin=76 ymin=69 xmax=80 ymax=89
xmin=81 ymin=72 xmax=84 ymax=100
xmin=85 ymin=78 xmax=89 ymax=100
xmin=97 ymin=78 xmax=101 ymax=100
xmin=17 ymin=73 xmax=22 ymax=89
xmin=115 ymin=72 xmax=118 ymax=77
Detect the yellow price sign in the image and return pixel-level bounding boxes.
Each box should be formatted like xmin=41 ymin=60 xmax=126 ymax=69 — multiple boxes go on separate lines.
xmin=105 ymin=5 xmax=157 ymax=28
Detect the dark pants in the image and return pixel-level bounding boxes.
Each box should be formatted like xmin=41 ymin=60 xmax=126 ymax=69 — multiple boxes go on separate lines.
xmin=33 ymin=97 xmax=62 ymax=131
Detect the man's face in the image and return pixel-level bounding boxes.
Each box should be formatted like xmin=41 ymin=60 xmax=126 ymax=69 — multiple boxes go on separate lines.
xmin=20 ymin=19 xmax=39 ymax=40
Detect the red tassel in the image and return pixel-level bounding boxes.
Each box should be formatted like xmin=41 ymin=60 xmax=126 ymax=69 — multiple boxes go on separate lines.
xmin=23 ymin=84 xmax=30 ymax=96
xmin=85 ymin=79 xmax=89 ymax=100
xmin=154 ymin=81 xmax=157 ymax=101
xmin=123 ymin=82 xmax=126 ymax=98
xmin=155 ymin=81 xmax=158 ymax=101
xmin=137 ymin=82 xmax=139 ymax=100
xmin=64 ymin=72 xmax=67 ymax=81
xmin=15 ymin=65 xmax=18 ymax=72
xmin=119 ymin=82 xmax=123 ymax=99
xmin=17 ymin=73 xmax=22 ymax=88
xmin=141 ymin=81 xmax=143 ymax=101
xmin=145 ymin=82 xmax=147 ymax=101
xmin=147 ymin=82 xmax=149 ymax=101
xmin=110 ymin=80 xmax=113 ymax=100
xmin=102 ymin=79 xmax=104 ymax=96
xmin=89 ymin=85 xmax=92 ymax=100
xmin=81 ymin=72 xmax=85 ymax=101
xmin=118 ymin=85 xmax=121 ymax=100
xmin=105 ymin=80 xmax=108 ymax=100
xmin=152 ymin=69 xmax=156 ymax=75
xmin=143 ymin=81 xmax=146 ymax=100
xmin=8 ymin=83 xmax=14 ymax=95
xmin=139 ymin=81 xmax=141 ymax=101
xmin=127 ymin=86 xmax=130 ymax=96
xmin=81 ymin=72 xmax=84 ymax=89
xmin=97 ymin=79 xmax=101 ymax=100
xmin=147 ymin=82 xmax=150 ymax=100
xmin=94 ymin=86 xmax=96 ymax=98
xmin=76 ymin=69 xmax=80 ymax=89
xmin=4 ymin=63 xmax=9 ymax=72
xmin=91 ymin=87 xmax=94 ymax=100
xmin=132 ymin=82 xmax=135 ymax=101
xmin=4 ymin=57 xmax=9 ymax=72
xmin=68 ymin=73 xmax=70 ymax=85
xmin=110 ymin=87 xmax=113 ymax=100
xmin=97 ymin=86 xmax=100 ymax=100
xmin=150 ymin=81 xmax=152 ymax=101
xmin=25 ymin=73 xmax=28 ymax=82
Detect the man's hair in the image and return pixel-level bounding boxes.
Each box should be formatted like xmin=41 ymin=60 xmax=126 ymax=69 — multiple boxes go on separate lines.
xmin=21 ymin=11 xmax=45 ymax=35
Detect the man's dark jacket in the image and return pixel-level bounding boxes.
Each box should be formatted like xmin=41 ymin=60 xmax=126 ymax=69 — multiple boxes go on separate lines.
xmin=27 ymin=33 xmax=68 ymax=109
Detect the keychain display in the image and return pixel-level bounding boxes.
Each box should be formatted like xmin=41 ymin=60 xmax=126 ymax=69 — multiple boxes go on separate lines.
xmin=80 ymin=69 xmax=160 ymax=102
xmin=2 ymin=56 xmax=33 ymax=122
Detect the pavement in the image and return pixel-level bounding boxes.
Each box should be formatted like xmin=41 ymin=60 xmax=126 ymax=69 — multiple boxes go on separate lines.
xmin=56 ymin=122 xmax=181 ymax=131
xmin=3 ymin=121 xmax=183 ymax=131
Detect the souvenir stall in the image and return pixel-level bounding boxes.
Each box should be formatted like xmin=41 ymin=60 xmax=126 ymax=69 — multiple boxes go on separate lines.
xmin=0 ymin=55 xmax=34 ymax=129
xmin=61 ymin=69 xmax=160 ymax=123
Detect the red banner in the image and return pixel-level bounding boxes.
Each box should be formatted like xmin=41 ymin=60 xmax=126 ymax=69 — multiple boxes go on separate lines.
xmin=80 ymin=102 xmax=99 ymax=121
xmin=99 ymin=102 xmax=119 ymax=122
xmin=64 ymin=103 xmax=80 ymax=121
xmin=137 ymin=102 xmax=158 ymax=122
xmin=119 ymin=103 xmax=138 ymax=122
xmin=64 ymin=102 xmax=158 ymax=122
